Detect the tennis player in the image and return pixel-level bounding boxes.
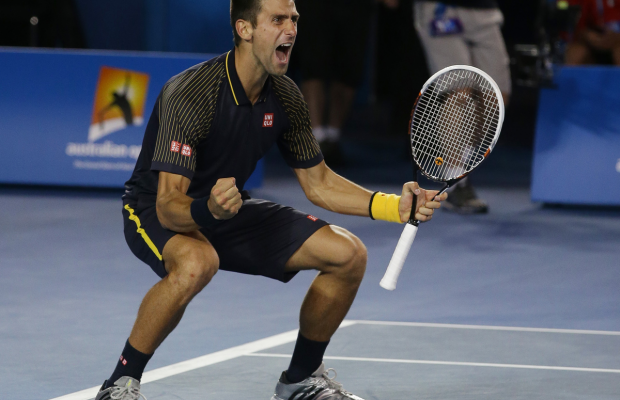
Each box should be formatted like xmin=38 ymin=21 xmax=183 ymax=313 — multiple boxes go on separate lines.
xmin=95 ymin=1 xmax=447 ymax=399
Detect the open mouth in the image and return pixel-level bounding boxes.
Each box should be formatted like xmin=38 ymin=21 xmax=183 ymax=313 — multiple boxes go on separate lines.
xmin=275 ymin=43 xmax=292 ymax=64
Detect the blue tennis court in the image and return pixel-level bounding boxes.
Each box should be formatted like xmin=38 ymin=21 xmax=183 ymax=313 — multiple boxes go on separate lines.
xmin=2 ymin=175 xmax=619 ymax=400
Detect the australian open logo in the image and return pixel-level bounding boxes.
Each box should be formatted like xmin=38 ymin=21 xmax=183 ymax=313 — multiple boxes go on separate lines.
xmin=66 ymin=66 xmax=150 ymax=171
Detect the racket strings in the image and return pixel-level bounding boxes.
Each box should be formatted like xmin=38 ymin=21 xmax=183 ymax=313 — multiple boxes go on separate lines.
xmin=425 ymin=76 xmax=492 ymax=175
xmin=415 ymin=81 xmax=477 ymax=177
xmin=411 ymin=69 xmax=500 ymax=181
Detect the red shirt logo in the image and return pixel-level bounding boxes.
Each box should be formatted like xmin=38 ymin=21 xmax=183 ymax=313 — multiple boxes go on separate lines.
xmin=170 ymin=141 xmax=181 ymax=153
xmin=307 ymin=215 xmax=318 ymax=222
xmin=181 ymin=144 xmax=192 ymax=157
xmin=263 ymin=113 xmax=274 ymax=128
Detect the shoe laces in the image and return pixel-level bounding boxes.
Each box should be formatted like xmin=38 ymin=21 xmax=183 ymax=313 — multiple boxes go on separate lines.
xmin=110 ymin=385 xmax=147 ymax=400
xmin=319 ymin=368 xmax=343 ymax=391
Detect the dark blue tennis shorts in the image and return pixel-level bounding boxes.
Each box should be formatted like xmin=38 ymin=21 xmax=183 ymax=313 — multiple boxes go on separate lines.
xmin=122 ymin=193 xmax=329 ymax=283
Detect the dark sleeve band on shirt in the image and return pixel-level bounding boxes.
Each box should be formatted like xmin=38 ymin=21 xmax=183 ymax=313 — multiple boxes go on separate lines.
xmin=277 ymin=143 xmax=324 ymax=169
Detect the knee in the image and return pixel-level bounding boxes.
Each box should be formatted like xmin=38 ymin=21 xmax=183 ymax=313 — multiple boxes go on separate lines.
xmin=167 ymin=244 xmax=219 ymax=299
xmin=334 ymin=232 xmax=367 ymax=285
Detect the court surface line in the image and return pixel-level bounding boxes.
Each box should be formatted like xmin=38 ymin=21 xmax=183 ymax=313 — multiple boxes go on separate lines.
xmin=49 ymin=319 xmax=619 ymax=400
xmin=348 ymin=320 xmax=620 ymax=335
xmin=248 ymin=353 xmax=620 ymax=374
xmin=48 ymin=321 xmax=358 ymax=400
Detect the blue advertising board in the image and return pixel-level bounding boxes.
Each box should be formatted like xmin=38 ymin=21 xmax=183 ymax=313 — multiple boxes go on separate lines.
xmin=0 ymin=48 xmax=263 ymax=189
xmin=531 ymin=66 xmax=620 ymax=205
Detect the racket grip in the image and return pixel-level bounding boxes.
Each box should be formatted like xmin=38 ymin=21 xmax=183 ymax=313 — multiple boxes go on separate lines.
xmin=380 ymin=223 xmax=418 ymax=291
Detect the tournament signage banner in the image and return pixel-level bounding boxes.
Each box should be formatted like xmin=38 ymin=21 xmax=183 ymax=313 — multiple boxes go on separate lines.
xmin=532 ymin=66 xmax=620 ymax=205
xmin=0 ymin=48 xmax=263 ymax=189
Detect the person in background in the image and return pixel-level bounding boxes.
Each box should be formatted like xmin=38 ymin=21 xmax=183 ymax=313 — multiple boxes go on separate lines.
xmin=565 ymin=0 xmax=620 ymax=65
xmin=399 ymin=0 xmax=512 ymax=214
xmin=294 ymin=0 xmax=398 ymax=164
xmin=0 ymin=0 xmax=85 ymax=48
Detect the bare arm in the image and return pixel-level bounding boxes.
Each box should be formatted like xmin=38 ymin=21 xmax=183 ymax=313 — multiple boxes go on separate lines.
xmin=294 ymin=161 xmax=373 ymax=217
xmin=294 ymin=161 xmax=447 ymax=222
xmin=156 ymin=172 xmax=242 ymax=232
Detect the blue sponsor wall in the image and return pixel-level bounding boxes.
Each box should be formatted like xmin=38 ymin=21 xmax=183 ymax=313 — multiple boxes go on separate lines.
xmin=531 ymin=66 xmax=620 ymax=205
xmin=74 ymin=0 xmax=233 ymax=54
xmin=0 ymin=48 xmax=263 ymax=189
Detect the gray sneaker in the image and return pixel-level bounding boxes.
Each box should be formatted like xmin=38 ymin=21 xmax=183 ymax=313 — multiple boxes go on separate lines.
xmin=443 ymin=180 xmax=488 ymax=214
xmin=271 ymin=363 xmax=365 ymax=400
xmin=94 ymin=377 xmax=146 ymax=400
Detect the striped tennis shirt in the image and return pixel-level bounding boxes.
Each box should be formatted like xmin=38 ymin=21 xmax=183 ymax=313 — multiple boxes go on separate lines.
xmin=123 ymin=49 xmax=323 ymax=203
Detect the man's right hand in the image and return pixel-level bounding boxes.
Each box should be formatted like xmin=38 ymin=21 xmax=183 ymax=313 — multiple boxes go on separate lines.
xmin=208 ymin=178 xmax=243 ymax=220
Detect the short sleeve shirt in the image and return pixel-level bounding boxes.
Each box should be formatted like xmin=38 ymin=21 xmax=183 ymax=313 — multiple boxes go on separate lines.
xmin=570 ymin=0 xmax=620 ymax=33
xmin=123 ymin=50 xmax=323 ymax=202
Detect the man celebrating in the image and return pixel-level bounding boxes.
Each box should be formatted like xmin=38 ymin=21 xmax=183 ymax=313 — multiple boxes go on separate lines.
xmin=96 ymin=1 xmax=446 ymax=399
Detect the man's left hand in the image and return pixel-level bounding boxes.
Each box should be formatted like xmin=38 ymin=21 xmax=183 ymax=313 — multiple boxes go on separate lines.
xmin=399 ymin=182 xmax=448 ymax=223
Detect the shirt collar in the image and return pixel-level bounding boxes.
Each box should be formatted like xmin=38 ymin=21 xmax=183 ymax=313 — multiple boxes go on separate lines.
xmin=226 ymin=49 xmax=271 ymax=106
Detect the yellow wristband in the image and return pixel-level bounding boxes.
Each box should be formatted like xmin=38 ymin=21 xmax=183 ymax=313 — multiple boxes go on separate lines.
xmin=370 ymin=192 xmax=402 ymax=223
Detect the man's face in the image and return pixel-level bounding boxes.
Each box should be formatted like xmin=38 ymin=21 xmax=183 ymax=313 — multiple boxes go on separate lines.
xmin=250 ymin=0 xmax=299 ymax=76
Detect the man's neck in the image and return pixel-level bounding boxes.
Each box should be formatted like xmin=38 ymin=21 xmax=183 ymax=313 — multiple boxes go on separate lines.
xmin=234 ymin=46 xmax=269 ymax=105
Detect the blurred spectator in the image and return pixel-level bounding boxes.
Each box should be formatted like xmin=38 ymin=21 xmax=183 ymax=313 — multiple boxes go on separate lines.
xmin=565 ymin=0 xmax=620 ymax=65
xmin=0 ymin=0 xmax=85 ymax=48
xmin=411 ymin=0 xmax=511 ymax=214
xmin=295 ymin=0 xmax=396 ymax=164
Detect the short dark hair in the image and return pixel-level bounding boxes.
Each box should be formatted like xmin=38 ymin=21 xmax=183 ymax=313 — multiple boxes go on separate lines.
xmin=230 ymin=0 xmax=263 ymax=46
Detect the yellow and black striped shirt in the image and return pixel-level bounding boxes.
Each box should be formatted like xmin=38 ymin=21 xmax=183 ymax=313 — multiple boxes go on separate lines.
xmin=124 ymin=50 xmax=323 ymax=201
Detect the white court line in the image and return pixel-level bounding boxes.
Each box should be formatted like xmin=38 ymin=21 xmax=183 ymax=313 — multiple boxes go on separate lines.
xmin=248 ymin=353 xmax=620 ymax=374
xmin=49 ymin=319 xmax=620 ymax=400
xmin=49 ymin=321 xmax=357 ymax=400
xmin=349 ymin=320 xmax=620 ymax=336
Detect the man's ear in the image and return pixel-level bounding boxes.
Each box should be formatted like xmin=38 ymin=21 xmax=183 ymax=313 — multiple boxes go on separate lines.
xmin=236 ymin=19 xmax=253 ymax=43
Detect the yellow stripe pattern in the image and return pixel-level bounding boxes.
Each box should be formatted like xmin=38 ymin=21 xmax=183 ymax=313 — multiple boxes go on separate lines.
xmin=272 ymin=75 xmax=322 ymax=163
xmin=152 ymin=58 xmax=226 ymax=173
xmin=124 ymin=204 xmax=163 ymax=260
xmin=225 ymin=51 xmax=239 ymax=106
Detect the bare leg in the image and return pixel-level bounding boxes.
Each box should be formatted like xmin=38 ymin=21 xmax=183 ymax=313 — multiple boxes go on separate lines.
xmin=285 ymin=226 xmax=367 ymax=341
xmin=502 ymin=92 xmax=510 ymax=108
xmin=565 ymin=41 xmax=595 ymax=66
xmin=327 ymin=82 xmax=356 ymax=131
xmin=128 ymin=232 xmax=219 ymax=354
xmin=302 ymin=79 xmax=327 ymax=129
xmin=612 ymin=45 xmax=620 ymax=66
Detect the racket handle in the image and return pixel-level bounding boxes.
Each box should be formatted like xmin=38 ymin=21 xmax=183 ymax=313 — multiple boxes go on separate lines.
xmin=380 ymin=223 xmax=419 ymax=291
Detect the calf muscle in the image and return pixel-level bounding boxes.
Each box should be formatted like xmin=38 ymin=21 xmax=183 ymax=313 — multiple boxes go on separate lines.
xmin=286 ymin=226 xmax=367 ymax=342
xmin=128 ymin=232 xmax=218 ymax=354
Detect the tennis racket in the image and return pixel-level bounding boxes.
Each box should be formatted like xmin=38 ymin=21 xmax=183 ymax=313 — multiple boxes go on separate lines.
xmin=380 ymin=65 xmax=505 ymax=291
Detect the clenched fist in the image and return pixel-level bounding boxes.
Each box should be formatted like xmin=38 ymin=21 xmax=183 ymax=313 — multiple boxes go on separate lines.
xmin=208 ymin=178 xmax=243 ymax=220
xmin=398 ymin=182 xmax=448 ymax=223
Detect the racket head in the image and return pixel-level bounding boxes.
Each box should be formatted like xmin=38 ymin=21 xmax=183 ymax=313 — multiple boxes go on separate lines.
xmin=410 ymin=65 xmax=505 ymax=183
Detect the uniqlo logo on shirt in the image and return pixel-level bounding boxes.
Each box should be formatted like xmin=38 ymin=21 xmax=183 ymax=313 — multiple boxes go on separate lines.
xmin=181 ymin=144 xmax=192 ymax=157
xmin=263 ymin=113 xmax=274 ymax=128
xmin=170 ymin=141 xmax=181 ymax=153
xmin=307 ymin=215 xmax=318 ymax=222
